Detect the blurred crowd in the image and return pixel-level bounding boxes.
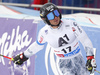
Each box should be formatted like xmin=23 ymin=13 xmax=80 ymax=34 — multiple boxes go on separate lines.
xmin=1 ymin=0 xmax=100 ymax=14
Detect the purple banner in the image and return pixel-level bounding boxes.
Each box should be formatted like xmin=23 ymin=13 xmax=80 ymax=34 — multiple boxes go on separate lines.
xmin=0 ymin=18 xmax=37 ymax=75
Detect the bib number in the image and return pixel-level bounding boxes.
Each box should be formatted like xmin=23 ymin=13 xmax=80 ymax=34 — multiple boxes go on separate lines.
xmin=61 ymin=46 xmax=71 ymax=53
xmin=56 ymin=46 xmax=80 ymax=57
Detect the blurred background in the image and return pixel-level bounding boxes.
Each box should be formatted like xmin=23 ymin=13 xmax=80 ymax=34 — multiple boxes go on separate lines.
xmin=1 ymin=0 xmax=100 ymax=14
xmin=0 ymin=0 xmax=100 ymax=75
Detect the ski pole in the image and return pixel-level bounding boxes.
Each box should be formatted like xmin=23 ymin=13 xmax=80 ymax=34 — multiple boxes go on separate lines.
xmin=93 ymin=48 xmax=100 ymax=74
xmin=95 ymin=70 xmax=100 ymax=74
xmin=0 ymin=54 xmax=22 ymax=64
xmin=0 ymin=54 xmax=14 ymax=61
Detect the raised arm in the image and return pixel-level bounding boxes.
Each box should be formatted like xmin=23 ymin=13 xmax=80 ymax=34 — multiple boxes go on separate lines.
xmin=13 ymin=28 xmax=46 ymax=65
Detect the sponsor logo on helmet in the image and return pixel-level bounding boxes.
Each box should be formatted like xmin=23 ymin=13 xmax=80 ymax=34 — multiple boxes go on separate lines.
xmin=40 ymin=14 xmax=43 ymax=16
xmin=40 ymin=9 xmax=45 ymax=17
xmin=46 ymin=5 xmax=54 ymax=11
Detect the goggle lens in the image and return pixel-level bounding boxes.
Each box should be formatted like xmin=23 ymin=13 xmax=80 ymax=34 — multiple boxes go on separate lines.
xmin=47 ymin=12 xmax=54 ymax=20
xmin=54 ymin=10 xmax=60 ymax=17
xmin=47 ymin=10 xmax=60 ymax=20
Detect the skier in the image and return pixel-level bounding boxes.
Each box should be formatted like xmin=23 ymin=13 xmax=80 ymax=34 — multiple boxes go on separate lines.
xmin=13 ymin=3 xmax=97 ymax=75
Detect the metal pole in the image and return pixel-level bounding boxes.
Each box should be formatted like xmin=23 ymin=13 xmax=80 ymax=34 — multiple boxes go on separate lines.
xmin=71 ymin=0 xmax=74 ymax=14
xmin=94 ymin=0 xmax=97 ymax=14
xmin=0 ymin=2 xmax=100 ymax=12
xmin=48 ymin=0 xmax=50 ymax=2
xmin=0 ymin=0 xmax=2 ymax=2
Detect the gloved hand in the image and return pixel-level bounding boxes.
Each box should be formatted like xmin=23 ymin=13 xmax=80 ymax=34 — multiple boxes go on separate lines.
xmin=13 ymin=53 xmax=28 ymax=65
xmin=86 ymin=56 xmax=97 ymax=74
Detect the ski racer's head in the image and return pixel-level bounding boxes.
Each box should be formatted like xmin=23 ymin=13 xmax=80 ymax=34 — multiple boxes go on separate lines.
xmin=40 ymin=2 xmax=62 ymax=28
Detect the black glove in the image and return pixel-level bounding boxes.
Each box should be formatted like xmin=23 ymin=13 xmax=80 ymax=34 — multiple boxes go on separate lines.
xmin=13 ymin=53 xmax=28 ymax=65
xmin=86 ymin=56 xmax=97 ymax=74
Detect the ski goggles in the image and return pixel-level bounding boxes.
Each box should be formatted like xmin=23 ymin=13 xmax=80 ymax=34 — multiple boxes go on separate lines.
xmin=47 ymin=9 xmax=60 ymax=20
